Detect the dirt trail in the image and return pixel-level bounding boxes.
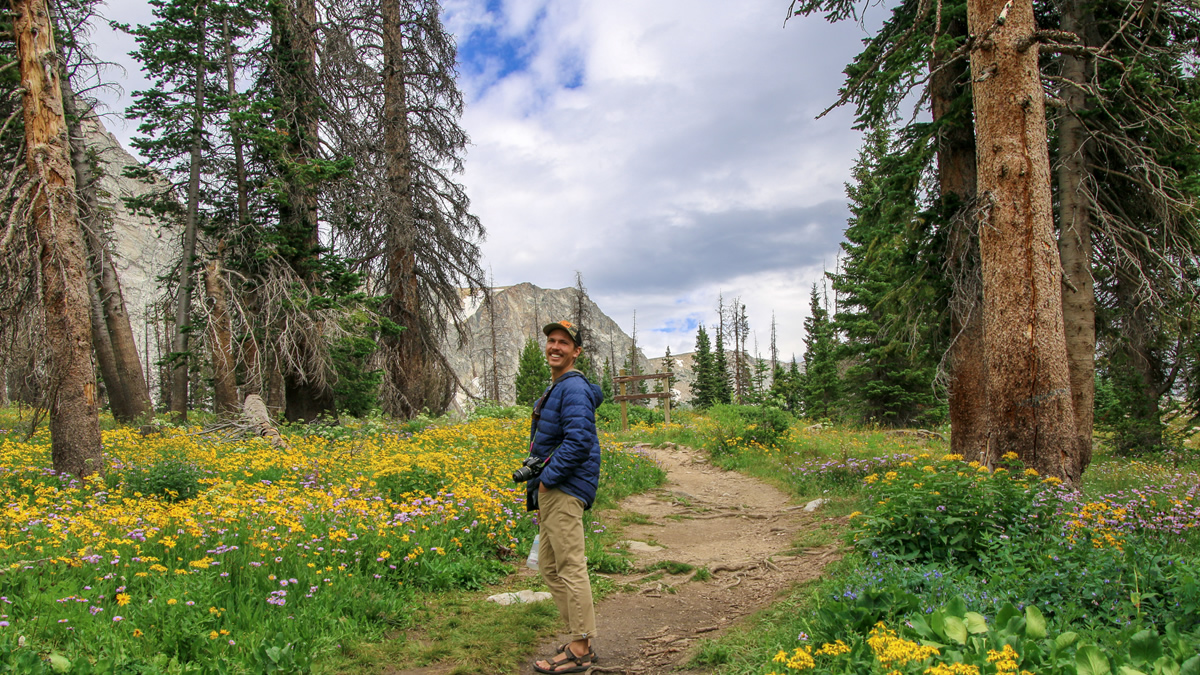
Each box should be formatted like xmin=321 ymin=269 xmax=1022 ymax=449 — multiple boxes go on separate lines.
xmin=531 ymin=443 xmax=842 ymax=675
xmin=387 ymin=443 xmax=843 ymax=675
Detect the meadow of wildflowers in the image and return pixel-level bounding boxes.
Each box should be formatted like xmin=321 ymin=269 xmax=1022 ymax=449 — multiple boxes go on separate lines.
xmin=650 ymin=413 xmax=1200 ymax=675
xmin=0 ymin=409 xmax=664 ymax=672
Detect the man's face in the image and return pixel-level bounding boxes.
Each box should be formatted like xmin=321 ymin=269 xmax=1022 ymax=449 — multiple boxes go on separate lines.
xmin=545 ymin=329 xmax=582 ymax=370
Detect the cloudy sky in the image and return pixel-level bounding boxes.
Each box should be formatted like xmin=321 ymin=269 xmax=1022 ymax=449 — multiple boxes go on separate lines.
xmin=92 ymin=0 xmax=874 ymax=362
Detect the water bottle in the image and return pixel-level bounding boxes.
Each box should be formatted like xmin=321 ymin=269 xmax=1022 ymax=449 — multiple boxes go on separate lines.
xmin=526 ymin=534 xmax=540 ymax=570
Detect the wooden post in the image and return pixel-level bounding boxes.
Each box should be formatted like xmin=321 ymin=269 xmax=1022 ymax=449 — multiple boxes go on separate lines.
xmin=619 ymin=368 xmax=629 ymax=431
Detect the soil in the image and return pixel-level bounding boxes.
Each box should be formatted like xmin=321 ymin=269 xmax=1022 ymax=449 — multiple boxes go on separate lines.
xmin=395 ymin=443 xmax=845 ymax=675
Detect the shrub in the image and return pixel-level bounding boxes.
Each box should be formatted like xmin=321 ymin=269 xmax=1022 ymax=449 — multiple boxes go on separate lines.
xmin=469 ymin=402 xmax=532 ymax=420
xmin=595 ymin=402 xmax=663 ymax=429
xmin=374 ymin=466 xmax=446 ymax=501
xmin=701 ymin=404 xmax=793 ymax=456
xmin=123 ymin=458 xmax=203 ymax=502
xmin=849 ymin=453 xmax=1063 ymax=568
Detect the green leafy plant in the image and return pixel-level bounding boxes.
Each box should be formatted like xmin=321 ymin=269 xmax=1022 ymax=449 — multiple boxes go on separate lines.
xmin=850 ymin=453 xmax=1061 ymax=567
xmin=123 ymin=458 xmax=203 ymax=502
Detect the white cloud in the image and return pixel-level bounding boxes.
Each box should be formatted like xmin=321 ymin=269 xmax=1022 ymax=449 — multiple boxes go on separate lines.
xmin=453 ymin=0 xmax=867 ymax=359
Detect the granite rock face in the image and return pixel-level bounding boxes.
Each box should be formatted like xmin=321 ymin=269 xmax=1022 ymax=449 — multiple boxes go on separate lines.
xmin=444 ymin=282 xmax=653 ymax=408
xmin=86 ymin=114 xmax=177 ymax=400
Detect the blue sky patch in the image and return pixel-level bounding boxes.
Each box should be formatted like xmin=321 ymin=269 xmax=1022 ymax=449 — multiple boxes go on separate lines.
xmin=653 ymin=314 xmax=702 ymax=336
xmin=456 ymin=2 xmax=547 ymax=96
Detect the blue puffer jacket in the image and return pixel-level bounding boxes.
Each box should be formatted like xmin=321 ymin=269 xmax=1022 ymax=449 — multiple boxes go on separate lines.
xmin=526 ymin=370 xmax=604 ymax=511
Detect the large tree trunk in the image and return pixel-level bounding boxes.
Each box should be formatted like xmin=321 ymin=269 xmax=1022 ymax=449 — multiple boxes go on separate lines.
xmin=87 ymin=272 xmax=125 ymax=417
xmin=273 ymin=0 xmax=335 ymax=422
xmin=967 ymin=0 xmax=1078 ymax=478
xmin=930 ymin=18 xmax=987 ymax=461
xmin=205 ymin=256 xmax=239 ymax=416
xmin=1113 ymin=266 xmax=1165 ymax=453
xmin=61 ymin=85 xmax=152 ymax=422
xmin=380 ymin=0 xmax=430 ymax=418
xmin=171 ymin=2 xmax=207 ymax=422
xmin=13 ymin=0 xmax=103 ymax=477
xmin=1055 ymin=0 xmax=1096 ymax=482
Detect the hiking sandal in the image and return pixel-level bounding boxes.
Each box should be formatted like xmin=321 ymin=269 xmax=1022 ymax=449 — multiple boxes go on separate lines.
xmin=533 ymin=645 xmax=596 ymax=673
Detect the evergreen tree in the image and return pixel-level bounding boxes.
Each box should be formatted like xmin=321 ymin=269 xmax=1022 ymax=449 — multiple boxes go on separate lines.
xmin=514 ymin=337 xmax=550 ymax=406
xmin=122 ymin=0 xmax=226 ymax=418
xmin=600 ymin=358 xmax=614 ymax=401
xmin=785 ymin=358 xmax=803 ymax=413
xmin=831 ymin=127 xmax=942 ymax=427
xmin=690 ymin=325 xmax=716 ymax=408
xmin=661 ymin=346 xmax=676 ymax=398
xmin=749 ymin=355 xmax=770 ymax=406
xmin=801 ymin=285 xmax=839 ymax=420
xmin=576 ymin=353 xmax=596 ymax=382
xmin=768 ymin=363 xmax=790 ymax=409
xmin=712 ymin=322 xmax=732 ymax=405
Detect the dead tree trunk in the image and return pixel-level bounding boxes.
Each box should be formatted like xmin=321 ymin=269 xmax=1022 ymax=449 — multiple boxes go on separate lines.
xmin=61 ymin=87 xmax=151 ymax=422
xmin=171 ymin=1 xmax=207 ymax=422
xmin=931 ymin=15 xmax=988 ymax=461
xmin=13 ymin=0 xmax=103 ymax=477
xmin=380 ymin=0 xmax=430 ymax=419
xmin=1055 ymin=0 xmax=1096 ymax=482
xmin=967 ymin=0 xmax=1078 ymax=478
xmin=205 ymin=255 xmax=239 ymax=416
xmin=87 ymin=272 xmax=123 ymax=416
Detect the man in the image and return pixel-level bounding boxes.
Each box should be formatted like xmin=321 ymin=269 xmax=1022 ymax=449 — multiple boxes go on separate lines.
xmin=528 ymin=320 xmax=604 ymax=674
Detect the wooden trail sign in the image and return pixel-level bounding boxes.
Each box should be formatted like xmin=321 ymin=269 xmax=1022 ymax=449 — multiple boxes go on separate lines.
xmin=612 ymin=369 xmax=674 ymax=431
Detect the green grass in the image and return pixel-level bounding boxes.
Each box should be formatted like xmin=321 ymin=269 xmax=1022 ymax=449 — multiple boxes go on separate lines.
xmin=619 ymin=511 xmax=657 ymax=526
xmin=323 ymin=583 xmax=560 ymax=674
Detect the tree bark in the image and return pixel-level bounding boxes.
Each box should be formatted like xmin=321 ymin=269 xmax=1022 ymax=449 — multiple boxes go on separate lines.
xmin=931 ymin=16 xmax=988 ymax=461
xmin=205 ymin=255 xmax=239 ymax=416
xmin=13 ymin=0 xmax=103 ymax=477
xmin=1055 ymin=0 xmax=1096 ymax=482
xmin=87 ymin=271 xmax=124 ymax=417
xmin=1114 ymin=266 xmax=1165 ymax=453
xmin=967 ymin=0 xmax=1078 ymax=478
xmin=171 ymin=0 xmax=207 ymax=422
xmin=380 ymin=0 xmax=429 ymax=419
xmin=61 ymin=86 xmax=152 ymax=422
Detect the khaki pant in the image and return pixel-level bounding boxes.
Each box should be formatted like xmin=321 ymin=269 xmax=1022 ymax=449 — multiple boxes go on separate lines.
xmin=538 ymin=488 xmax=597 ymax=641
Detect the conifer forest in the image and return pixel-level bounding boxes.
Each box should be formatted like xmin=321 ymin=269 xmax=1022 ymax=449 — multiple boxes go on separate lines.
xmin=2 ymin=0 xmax=1200 ymax=672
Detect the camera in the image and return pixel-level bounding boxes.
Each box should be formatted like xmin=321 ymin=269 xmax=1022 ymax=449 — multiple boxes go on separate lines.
xmin=512 ymin=455 xmax=545 ymax=483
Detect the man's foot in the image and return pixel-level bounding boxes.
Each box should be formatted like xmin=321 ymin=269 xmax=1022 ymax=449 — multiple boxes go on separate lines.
xmin=533 ymin=642 xmax=595 ymax=673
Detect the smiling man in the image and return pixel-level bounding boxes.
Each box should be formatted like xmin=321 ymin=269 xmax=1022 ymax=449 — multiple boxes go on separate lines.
xmin=527 ymin=320 xmax=604 ymax=673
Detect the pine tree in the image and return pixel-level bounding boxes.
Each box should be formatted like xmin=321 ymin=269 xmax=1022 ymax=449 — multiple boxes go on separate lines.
xmin=831 ymin=127 xmax=942 ymax=426
xmin=690 ymin=325 xmax=716 ymax=408
xmin=514 ymin=337 xmax=550 ymax=406
xmin=600 ymin=358 xmax=614 ymax=401
xmin=786 ymin=358 xmax=803 ymax=413
xmin=661 ymin=346 xmax=676 ymax=396
xmin=712 ymin=322 xmax=732 ymax=405
xmin=121 ymin=0 xmax=227 ymax=418
xmin=625 ymin=312 xmax=648 ymax=404
xmin=801 ymin=285 xmax=839 ymax=420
